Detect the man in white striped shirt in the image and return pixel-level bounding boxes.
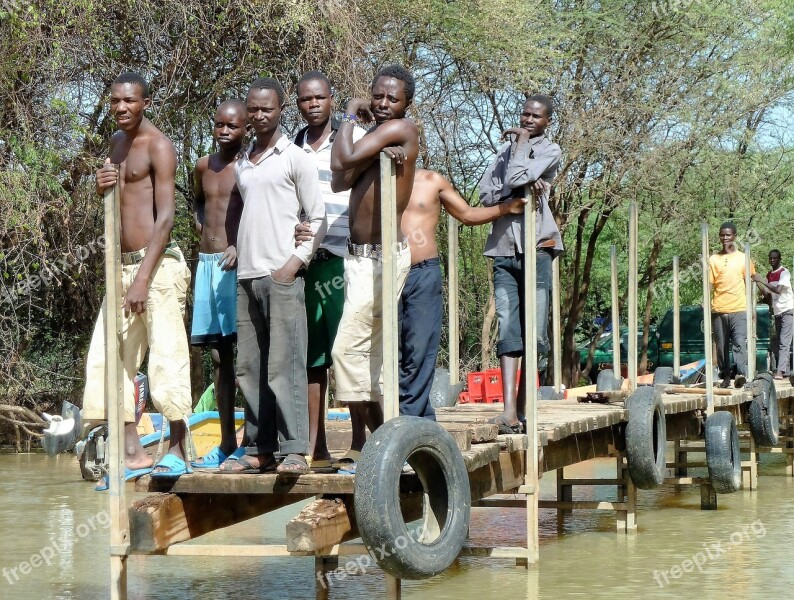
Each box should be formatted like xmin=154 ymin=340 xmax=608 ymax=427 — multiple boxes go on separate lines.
xmin=293 ymin=71 xmax=365 ymax=469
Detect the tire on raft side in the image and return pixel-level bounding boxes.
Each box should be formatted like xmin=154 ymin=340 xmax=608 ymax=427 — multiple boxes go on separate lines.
xmin=705 ymin=411 xmax=742 ymax=494
xmin=354 ymin=416 xmax=471 ymax=580
xmin=596 ymin=369 xmax=622 ymax=392
xmin=652 ymin=367 xmax=675 ymax=386
xmin=624 ymin=386 xmax=667 ymax=489
xmin=748 ymin=372 xmax=780 ymax=447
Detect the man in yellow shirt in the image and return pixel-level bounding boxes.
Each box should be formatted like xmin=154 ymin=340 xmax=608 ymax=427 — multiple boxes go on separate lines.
xmin=709 ymin=222 xmax=755 ymax=388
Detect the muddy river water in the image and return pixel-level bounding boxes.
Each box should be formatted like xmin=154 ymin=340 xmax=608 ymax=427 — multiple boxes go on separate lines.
xmin=1 ymin=453 xmax=792 ymax=599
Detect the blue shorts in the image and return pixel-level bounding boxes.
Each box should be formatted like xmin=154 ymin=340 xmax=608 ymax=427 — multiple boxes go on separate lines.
xmin=190 ymin=253 xmax=237 ymax=345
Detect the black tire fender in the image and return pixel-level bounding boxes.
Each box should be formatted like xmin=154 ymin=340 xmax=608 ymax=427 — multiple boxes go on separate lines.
xmin=354 ymin=416 xmax=471 ymax=580
xmin=625 ymin=386 xmax=667 ymax=489
xmin=705 ymin=411 xmax=742 ymax=494
xmin=653 ymin=367 xmax=674 ymax=386
xmin=748 ymin=373 xmax=780 ymax=447
xmin=596 ymin=369 xmax=622 ymax=392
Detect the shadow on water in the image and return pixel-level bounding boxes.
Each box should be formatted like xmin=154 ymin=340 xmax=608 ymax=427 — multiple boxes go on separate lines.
xmin=1 ymin=454 xmax=793 ymax=599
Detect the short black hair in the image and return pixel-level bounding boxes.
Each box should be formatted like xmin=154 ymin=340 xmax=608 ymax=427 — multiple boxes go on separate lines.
xmin=217 ymin=98 xmax=247 ymax=115
xmin=113 ymin=71 xmax=149 ymax=98
xmin=248 ymin=77 xmax=286 ymax=105
xmin=297 ymin=71 xmax=332 ymax=95
xmin=719 ymin=221 xmax=737 ymax=234
xmin=770 ymin=249 xmax=781 ymax=258
xmin=372 ymin=65 xmax=415 ymax=102
xmin=525 ymin=94 xmax=554 ymax=118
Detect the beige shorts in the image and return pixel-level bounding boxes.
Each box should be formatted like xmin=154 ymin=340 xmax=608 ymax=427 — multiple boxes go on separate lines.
xmin=82 ymin=249 xmax=193 ymax=422
xmin=331 ymin=244 xmax=411 ymax=402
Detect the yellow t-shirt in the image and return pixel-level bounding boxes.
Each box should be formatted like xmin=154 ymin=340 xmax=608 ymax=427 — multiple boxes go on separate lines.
xmin=709 ymin=251 xmax=755 ymax=313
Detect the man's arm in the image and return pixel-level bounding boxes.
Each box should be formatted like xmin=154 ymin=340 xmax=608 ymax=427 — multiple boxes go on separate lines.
xmin=123 ymin=137 xmax=177 ymax=315
xmin=752 ymin=273 xmax=783 ymax=295
xmin=220 ymin=184 xmax=242 ymax=271
xmin=331 ymin=110 xmax=417 ymax=171
xmin=439 ymin=175 xmax=525 ymax=226
xmin=272 ymin=154 xmax=328 ymax=283
xmin=192 ymin=157 xmax=207 ymax=235
xmin=505 ymin=141 xmax=561 ymax=189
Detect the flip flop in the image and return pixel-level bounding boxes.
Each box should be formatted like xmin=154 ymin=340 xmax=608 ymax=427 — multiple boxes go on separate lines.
xmin=490 ymin=415 xmax=523 ymax=435
xmin=331 ymin=450 xmax=361 ymax=470
xmin=307 ymin=457 xmax=336 ymax=473
xmin=150 ymin=454 xmax=189 ymax=478
xmin=95 ymin=466 xmax=154 ymax=491
xmin=191 ymin=446 xmax=245 ymax=469
xmin=218 ymin=455 xmax=278 ymax=474
xmin=276 ymin=454 xmax=310 ymax=474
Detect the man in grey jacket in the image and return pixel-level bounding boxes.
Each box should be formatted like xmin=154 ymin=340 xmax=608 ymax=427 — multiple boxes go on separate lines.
xmin=479 ymin=94 xmax=562 ymax=434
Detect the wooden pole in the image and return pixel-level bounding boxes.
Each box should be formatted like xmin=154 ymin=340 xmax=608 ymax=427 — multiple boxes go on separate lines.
xmin=552 ymin=255 xmax=562 ymax=392
xmin=448 ymin=213 xmax=460 ymax=384
xmin=745 ymin=243 xmax=755 ymax=381
xmin=610 ymin=246 xmax=620 ymax=379
xmin=380 ymin=153 xmax=399 ymax=422
xmin=701 ymin=224 xmax=714 ymax=415
xmin=673 ymin=256 xmax=680 ymax=378
xmin=523 ymin=184 xmax=539 ymax=563
xmin=627 ymin=202 xmax=638 ymax=392
xmin=104 ymin=167 xmax=127 ymax=600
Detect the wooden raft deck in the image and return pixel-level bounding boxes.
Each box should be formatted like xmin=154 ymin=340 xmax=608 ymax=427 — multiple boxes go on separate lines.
xmin=130 ymin=379 xmax=794 ymax=554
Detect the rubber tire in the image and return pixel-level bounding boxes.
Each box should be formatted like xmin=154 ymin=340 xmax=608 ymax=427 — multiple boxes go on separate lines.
xmin=748 ymin=372 xmax=780 ymax=447
xmin=625 ymin=386 xmax=667 ymax=489
xmin=705 ymin=411 xmax=742 ymax=494
xmin=653 ymin=367 xmax=674 ymax=385
xmin=538 ymin=385 xmax=563 ymax=400
xmin=596 ymin=369 xmax=621 ymax=392
xmin=354 ymin=416 xmax=471 ymax=580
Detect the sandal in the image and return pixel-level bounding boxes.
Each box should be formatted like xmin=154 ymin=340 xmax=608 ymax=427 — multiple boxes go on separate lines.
xmin=490 ymin=415 xmax=523 ymax=435
xmin=276 ymin=453 xmax=310 ymax=474
xmin=218 ymin=455 xmax=278 ymax=474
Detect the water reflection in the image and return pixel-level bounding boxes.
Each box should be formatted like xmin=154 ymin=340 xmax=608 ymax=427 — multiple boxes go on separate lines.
xmin=1 ymin=454 xmax=792 ymax=599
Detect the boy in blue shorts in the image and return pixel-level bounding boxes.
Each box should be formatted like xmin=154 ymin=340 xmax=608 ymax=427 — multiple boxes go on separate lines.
xmin=190 ymin=99 xmax=247 ymax=468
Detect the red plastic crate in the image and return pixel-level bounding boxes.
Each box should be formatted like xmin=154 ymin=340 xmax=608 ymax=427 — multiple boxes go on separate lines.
xmin=466 ymin=372 xmax=486 ymax=402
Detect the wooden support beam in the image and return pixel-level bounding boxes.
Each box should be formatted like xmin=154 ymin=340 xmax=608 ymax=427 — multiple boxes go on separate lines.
xmin=628 ymin=203 xmax=638 ymax=391
xmin=700 ymin=482 xmax=717 ymax=510
xmin=448 ymin=213 xmax=460 ymax=385
xmin=286 ymin=498 xmax=353 ymax=553
xmin=552 ymin=255 xmax=562 ymax=392
xmin=104 ymin=166 xmax=127 ymax=600
xmin=442 ymin=426 xmax=472 ymax=452
xmin=701 ymin=223 xmax=715 ymax=415
xmin=745 ymin=243 xmax=756 ymax=380
xmin=380 ymin=153 xmax=399 ymax=422
xmin=129 ymin=493 xmax=310 ymax=553
xmin=741 ymin=433 xmax=758 ymax=490
xmin=610 ymin=245 xmax=621 ymax=379
xmin=673 ymin=256 xmax=680 ymax=377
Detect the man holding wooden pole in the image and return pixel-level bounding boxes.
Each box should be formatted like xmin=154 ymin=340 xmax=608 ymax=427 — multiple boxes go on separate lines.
xmin=329 ymin=65 xmax=418 ymax=468
xmin=479 ymin=94 xmax=562 ymax=434
xmin=87 ymin=72 xmax=193 ymax=478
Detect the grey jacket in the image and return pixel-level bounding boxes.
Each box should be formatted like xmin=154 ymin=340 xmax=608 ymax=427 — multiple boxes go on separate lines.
xmin=479 ymin=135 xmax=563 ymax=257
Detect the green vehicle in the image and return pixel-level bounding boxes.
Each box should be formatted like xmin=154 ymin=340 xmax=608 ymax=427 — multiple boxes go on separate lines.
xmin=579 ymin=304 xmax=771 ymax=382
xmin=654 ymin=304 xmax=770 ymax=373
xmin=578 ymin=327 xmax=658 ymax=383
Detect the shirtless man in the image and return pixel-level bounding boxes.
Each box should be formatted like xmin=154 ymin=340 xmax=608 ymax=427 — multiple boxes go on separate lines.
xmin=329 ymin=64 xmax=418 ymax=467
xmin=299 ymin=169 xmax=527 ymax=423
xmin=189 ymin=100 xmax=246 ymax=468
xmin=397 ymin=169 xmax=526 ymax=419
xmin=88 ymin=72 xmax=192 ymax=479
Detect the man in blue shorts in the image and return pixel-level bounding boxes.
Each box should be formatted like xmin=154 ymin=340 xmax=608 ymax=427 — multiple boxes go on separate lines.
xmin=190 ymin=99 xmax=247 ymax=468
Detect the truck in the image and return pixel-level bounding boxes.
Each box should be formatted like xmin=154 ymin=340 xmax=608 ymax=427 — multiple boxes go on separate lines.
xmin=579 ymin=304 xmax=770 ymax=382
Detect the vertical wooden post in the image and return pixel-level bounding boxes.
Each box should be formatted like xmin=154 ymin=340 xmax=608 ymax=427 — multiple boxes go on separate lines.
xmin=610 ymin=246 xmax=620 ymax=380
xmin=104 ymin=167 xmax=128 ymax=600
xmin=448 ymin=213 xmax=460 ymax=385
xmin=380 ymin=153 xmax=399 ymax=423
xmin=745 ymin=243 xmax=756 ymax=381
xmin=742 ymin=433 xmax=758 ymax=490
xmin=627 ymin=202 xmax=638 ymax=392
xmin=555 ymin=467 xmax=571 ymax=529
xmin=552 ymin=256 xmax=562 ymax=393
xmin=673 ymin=256 xmax=681 ymax=378
xmin=701 ymin=224 xmax=715 ymax=415
xmin=385 ymin=573 xmax=401 ymax=599
xmin=523 ymin=184 xmax=539 ymax=564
